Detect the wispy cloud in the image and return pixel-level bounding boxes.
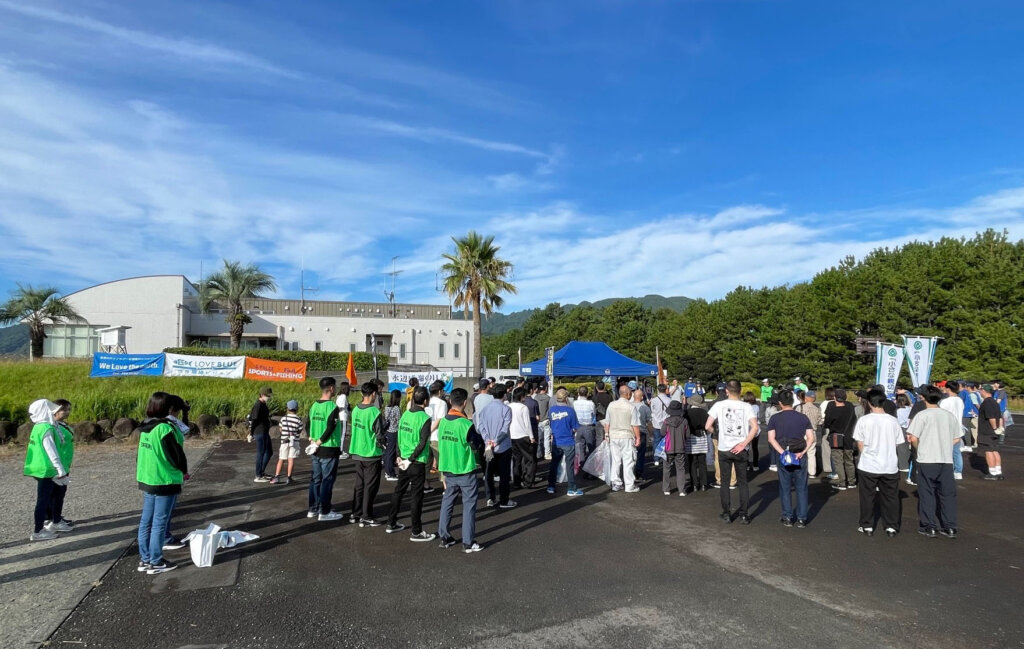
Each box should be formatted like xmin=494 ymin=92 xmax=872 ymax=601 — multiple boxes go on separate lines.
xmin=0 ymin=0 xmax=299 ymax=78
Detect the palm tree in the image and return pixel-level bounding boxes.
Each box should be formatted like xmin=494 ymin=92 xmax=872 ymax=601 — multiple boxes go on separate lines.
xmin=0 ymin=285 xmax=83 ymax=361
xmin=441 ymin=231 xmax=517 ymax=376
xmin=199 ymin=260 xmax=277 ymax=349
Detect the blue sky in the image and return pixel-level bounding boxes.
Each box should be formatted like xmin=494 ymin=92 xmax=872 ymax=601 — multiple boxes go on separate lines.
xmin=1 ymin=1 xmax=1023 ymax=311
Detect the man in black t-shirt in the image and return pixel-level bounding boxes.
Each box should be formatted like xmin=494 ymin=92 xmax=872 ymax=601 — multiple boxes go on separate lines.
xmin=977 ymin=384 xmax=1004 ymax=480
xmin=249 ymin=386 xmax=273 ymax=482
xmin=824 ymin=388 xmax=858 ymax=490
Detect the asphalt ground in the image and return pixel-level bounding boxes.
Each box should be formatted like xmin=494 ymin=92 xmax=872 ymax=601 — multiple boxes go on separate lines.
xmin=45 ymin=427 xmax=1024 ymax=649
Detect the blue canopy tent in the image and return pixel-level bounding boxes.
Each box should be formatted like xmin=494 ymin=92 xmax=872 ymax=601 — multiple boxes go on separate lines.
xmin=518 ymin=341 xmax=657 ymax=378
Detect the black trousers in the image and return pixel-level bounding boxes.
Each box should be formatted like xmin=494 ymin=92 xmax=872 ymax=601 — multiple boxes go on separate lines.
xmin=34 ymin=477 xmax=56 ymax=532
xmin=686 ymin=453 xmax=708 ymax=488
xmin=719 ymin=451 xmax=750 ymax=515
xmin=748 ymin=434 xmax=759 ymax=469
xmin=351 ymin=459 xmax=382 ymax=520
xmin=484 ymin=449 xmax=512 ymax=505
xmin=511 ymin=438 xmax=537 ymax=487
xmin=387 ymin=462 xmax=426 ymax=532
xmin=857 ymin=470 xmax=900 ymax=530
xmin=916 ymin=463 xmax=957 ymax=531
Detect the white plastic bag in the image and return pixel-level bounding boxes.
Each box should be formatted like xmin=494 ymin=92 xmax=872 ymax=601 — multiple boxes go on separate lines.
xmin=582 ymin=441 xmax=611 ymax=485
xmin=182 ymin=523 xmax=260 ymax=568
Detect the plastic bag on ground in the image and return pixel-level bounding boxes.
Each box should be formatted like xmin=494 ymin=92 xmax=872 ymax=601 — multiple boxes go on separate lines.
xmin=182 ymin=523 xmax=260 ymax=568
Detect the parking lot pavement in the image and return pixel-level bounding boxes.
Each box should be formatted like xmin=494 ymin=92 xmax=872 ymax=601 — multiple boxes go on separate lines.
xmin=46 ymin=429 xmax=1024 ymax=649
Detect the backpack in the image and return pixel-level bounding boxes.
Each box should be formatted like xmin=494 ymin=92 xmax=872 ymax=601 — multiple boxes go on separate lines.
xmin=663 ymin=415 xmax=690 ymax=454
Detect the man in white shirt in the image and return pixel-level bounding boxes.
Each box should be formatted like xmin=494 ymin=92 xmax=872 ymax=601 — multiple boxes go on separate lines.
xmin=572 ymin=386 xmax=597 ymax=469
xmin=853 ymin=391 xmax=904 ymax=537
xmin=509 ymin=387 xmax=536 ymax=488
xmin=907 ymin=385 xmax=960 ymax=538
xmin=604 ymin=385 xmax=641 ymax=492
xmin=706 ymin=380 xmax=759 ymax=524
xmin=632 ymin=388 xmax=654 ymax=479
xmin=335 ymin=382 xmax=352 ymax=459
xmin=940 ymin=380 xmax=966 ymax=480
xmin=425 ymin=380 xmax=449 ymax=492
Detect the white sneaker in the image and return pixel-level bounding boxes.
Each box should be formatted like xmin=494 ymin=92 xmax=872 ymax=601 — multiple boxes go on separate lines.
xmin=498 ymin=500 xmax=518 ymax=509
xmin=318 ymin=511 xmax=344 ymax=522
xmin=306 ymin=511 xmax=318 ymax=518
xmin=30 ymin=529 xmax=58 ymax=541
xmin=954 ymin=472 xmax=963 ymax=480
xmin=486 ymin=499 xmax=496 ymax=507
xmin=625 ymin=486 xmax=640 ymax=493
xmin=769 ymin=465 xmax=778 ymax=472
xmin=961 ymin=446 xmax=973 ymax=453
xmin=463 ymin=542 xmax=483 ymax=553
xmin=254 ymin=476 xmax=270 ymax=483
xmin=663 ymin=491 xmax=671 ymax=496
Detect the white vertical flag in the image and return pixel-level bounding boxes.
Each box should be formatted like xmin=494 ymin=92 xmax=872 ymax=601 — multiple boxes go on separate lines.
xmin=875 ymin=342 xmax=904 ymax=397
xmin=901 ymin=336 xmax=938 ymax=388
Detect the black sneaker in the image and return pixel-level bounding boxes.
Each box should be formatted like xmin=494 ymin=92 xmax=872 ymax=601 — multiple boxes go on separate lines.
xmin=780 ymin=517 xmax=793 ymax=527
xmin=918 ymin=527 xmax=938 ymax=538
xmin=739 ymin=514 xmax=751 ymax=525
xmin=385 ymin=523 xmax=406 ymax=534
xmin=136 ymin=561 xmax=151 ymax=572
xmin=359 ymin=519 xmax=381 ymax=528
xmin=795 ymin=519 xmax=807 ymax=528
xmin=719 ymin=512 xmax=732 ymax=524
xmin=162 ymin=537 xmax=187 ymax=551
xmin=939 ymin=528 xmax=958 ymax=539
xmin=858 ymin=526 xmax=874 ymax=537
xmin=438 ymin=536 xmax=457 ymax=549
xmin=146 ymin=560 xmax=178 ymax=575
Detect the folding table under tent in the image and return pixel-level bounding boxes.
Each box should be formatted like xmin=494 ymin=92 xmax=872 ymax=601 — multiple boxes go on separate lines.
xmin=518 ymin=341 xmax=658 ymax=378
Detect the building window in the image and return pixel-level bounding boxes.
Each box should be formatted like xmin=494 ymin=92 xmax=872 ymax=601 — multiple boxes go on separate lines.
xmin=399 ymin=343 xmax=407 ymax=359
xmin=44 ymin=324 xmax=106 ymax=358
xmin=453 ymin=343 xmax=460 ymax=359
xmin=290 ymin=342 xmax=298 ymax=351
xmin=438 ymin=343 xmax=445 ymax=359
xmin=315 ymin=341 xmax=322 ymax=352
xmin=349 ymin=343 xmax=356 ymax=353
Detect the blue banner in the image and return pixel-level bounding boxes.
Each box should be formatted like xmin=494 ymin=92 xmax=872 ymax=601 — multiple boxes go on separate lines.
xmin=90 ymin=353 xmax=165 ymax=377
xmin=387 ymin=370 xmax=454 ymax=394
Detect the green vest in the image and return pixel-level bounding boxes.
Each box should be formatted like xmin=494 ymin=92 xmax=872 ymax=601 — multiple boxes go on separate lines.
xmin=309 ymin=400 xmax=341 ymax=448
xmin=24 ymin=423 xmax=59 ymax=478
xmin=136 ymin=422 xmax=184 ymax=487
xmin=437 ymin=416 xmax=477 ymax=475
xmin=760 ymin=385 xmax=774 ymax=401
xmin=56 ymin=423 xmax=74 ymax=471
xmin=349 ymin=405 xmax=383 ymax=458
xmin=398 ymin=410 xmax=432 ymax=464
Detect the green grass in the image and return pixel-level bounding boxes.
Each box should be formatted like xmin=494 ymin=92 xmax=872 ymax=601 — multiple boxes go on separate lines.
xmin=0 ymin=360 xmax=347 ymax=425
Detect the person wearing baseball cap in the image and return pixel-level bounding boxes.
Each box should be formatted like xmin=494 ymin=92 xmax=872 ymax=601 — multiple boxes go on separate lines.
xmin=977 ymin=384 xmax=1004 ymax=479
xmin=271 ymin=400 xmax=302 ymax=485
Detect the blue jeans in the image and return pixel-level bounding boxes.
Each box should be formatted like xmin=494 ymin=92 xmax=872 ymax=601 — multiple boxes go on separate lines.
xmin=652 ymin=428 xmax=664 ymax=460
xmin=163 ymin=493 xmax=178 ymax=543
xmin=952 ymin=441 xmax=963 ymax=474
xmin=138 ymin=492 xmax=176 ymax=564
xmin=308 ymin=456 xmax=339 ymax=515
xmin=550 ymin=444 xmax=578 ymax=491
xmin=778 ymin=455 xmax=809 ymax=521
xmin=438 ymin=472 xmax=479 ymax=545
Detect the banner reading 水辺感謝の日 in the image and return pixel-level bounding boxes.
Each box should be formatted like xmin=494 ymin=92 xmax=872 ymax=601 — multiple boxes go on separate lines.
xmin=900 ymin=335 xmax=938 ymax=388
xmin=387 ymin=370 xmax=454 ymax=393
xmin=163 ymin=353 xmax=246 ymax=379
xmin=874 ymin=342 xmax=904 ymax=398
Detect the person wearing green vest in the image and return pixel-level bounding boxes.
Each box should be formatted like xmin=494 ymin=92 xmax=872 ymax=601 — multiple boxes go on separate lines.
xmin=48 ymin=399 xmax=76 ymax=533
xmin=436 ymin=388 xmax=486 ymax=553
xmin=384 ymin=386 xmax=436 ymax=541
xmin=308 ymin=377 xmax=344 ymax=522
xmin=349 ymin=382 xmax=386 ymax=527
xmin=24 ymin=399 xmax=70 ymax=541
xmin=136 ymin=392 xmax=189 ymax=575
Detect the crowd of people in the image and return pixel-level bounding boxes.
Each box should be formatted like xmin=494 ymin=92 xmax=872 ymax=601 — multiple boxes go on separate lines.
xmin=20 ymin=371 xmax=1014 ymax=574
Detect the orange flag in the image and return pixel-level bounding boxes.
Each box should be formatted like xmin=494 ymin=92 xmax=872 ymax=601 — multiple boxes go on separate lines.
xmin=345 ymin=352 xmax=359 ymax=386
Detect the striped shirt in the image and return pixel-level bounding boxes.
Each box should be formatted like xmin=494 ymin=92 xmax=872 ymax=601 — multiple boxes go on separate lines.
xmin=279 ymin=413 xmax=303 ymax=443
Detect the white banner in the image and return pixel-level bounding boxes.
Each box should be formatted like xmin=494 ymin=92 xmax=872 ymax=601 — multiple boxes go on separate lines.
xmin=387 ymin=370 xmax=454 ymax=393
xmin=164 ymin=353 xmax=246 ymax=379
xmin=874 ymin=343 xmax=904 ymax=397
xmin=901 ymin=335 xmax=938 ymax=388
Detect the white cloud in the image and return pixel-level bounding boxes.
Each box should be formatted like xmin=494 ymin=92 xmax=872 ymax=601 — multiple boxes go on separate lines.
xmin=0 ymin=0 xmax=299 ymax=78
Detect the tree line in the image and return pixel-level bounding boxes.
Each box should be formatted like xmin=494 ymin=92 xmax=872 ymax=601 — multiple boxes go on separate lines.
xmin=482 ymin=230 xmax=1023 ymax=391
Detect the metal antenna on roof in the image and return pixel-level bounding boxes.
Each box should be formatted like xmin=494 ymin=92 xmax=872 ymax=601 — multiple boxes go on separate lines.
xmin=300 ymin=258 xmax=319 ymax=315
xmin=383 ymin=256 xmax=402 ymax=317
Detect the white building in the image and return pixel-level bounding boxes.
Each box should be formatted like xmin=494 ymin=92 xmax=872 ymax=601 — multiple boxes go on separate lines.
xmin=49 ymin=275 xmax=476 ymax=375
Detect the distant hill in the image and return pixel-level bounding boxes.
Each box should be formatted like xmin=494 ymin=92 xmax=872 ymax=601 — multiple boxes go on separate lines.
xmin=457 ymin=294 xmax=693 ymax=335
xmin=0 ymin=324 xmax=29 ymax=357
